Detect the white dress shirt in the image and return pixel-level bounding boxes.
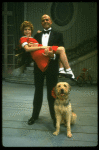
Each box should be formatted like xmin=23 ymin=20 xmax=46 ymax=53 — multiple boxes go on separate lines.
xmin=42 ymin=27 xmax=56 ymax=60
xmin=42 ymin=28 xmax=51 ymax=46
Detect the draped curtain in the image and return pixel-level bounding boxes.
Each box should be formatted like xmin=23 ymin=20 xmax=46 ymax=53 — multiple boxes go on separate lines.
xmin=13 ymin=2 xmax=24 ymax=47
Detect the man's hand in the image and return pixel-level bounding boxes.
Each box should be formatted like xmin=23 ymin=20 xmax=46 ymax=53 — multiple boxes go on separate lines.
xmin=28 ymin=42 xmax=38 ymax=47
xmin=42 ymin=47 xmax=49 ymax=56
xmin=48 ymin=49 xmax=54 ymax=58
xmin=37 ymin=30 xmax=42 ymax=33
xmin=42 ymin=47 xmax=54 ymax=58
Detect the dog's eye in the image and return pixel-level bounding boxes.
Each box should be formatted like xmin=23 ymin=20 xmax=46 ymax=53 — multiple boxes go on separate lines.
xmin=64 ymin=84 xmax=67 ymax=87
xmin=58 ymin=85 xmax=61 ymax=87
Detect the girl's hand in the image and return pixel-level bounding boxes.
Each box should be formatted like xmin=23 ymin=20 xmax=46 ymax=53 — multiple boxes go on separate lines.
xmin=48 ymin=49 xmax=54 ymax=58
xmin=28 ymin=42 xmax=33 ymax=47
xmin=42 ymin=47 xmax=49 ymax=56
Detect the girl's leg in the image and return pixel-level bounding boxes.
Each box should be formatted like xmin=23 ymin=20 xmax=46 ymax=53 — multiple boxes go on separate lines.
xmin=56 ymin=47 xmax=75 ymax=79
xmin=56 ymin=47 xmax=70 ymax=69
xmin=59 ymin=60 xmax=63 ymax=68
xmin=59 ymin=60 xmax=66 ymax=74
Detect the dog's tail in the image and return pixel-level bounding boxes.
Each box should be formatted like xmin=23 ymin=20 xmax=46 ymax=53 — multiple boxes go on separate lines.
xmin=71 ymin=111 xmax=77 ymax=124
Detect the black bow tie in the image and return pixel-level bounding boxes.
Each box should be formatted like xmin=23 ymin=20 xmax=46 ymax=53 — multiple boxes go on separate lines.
xmin=43 ymin=30 xmax=51 ymax=34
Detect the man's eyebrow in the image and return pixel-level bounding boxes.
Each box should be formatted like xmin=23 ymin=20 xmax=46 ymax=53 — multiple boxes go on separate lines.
xmin=42 ymin=19 xmax=49 ymax=21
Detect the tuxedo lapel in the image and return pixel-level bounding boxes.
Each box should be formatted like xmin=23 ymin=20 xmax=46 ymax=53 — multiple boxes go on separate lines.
xmin=36 ymin=32 xmax=42 ymax=44
xmin=48 ymin=30 xmax=55 ymax=46
xmin=39 ymin=33 xmax=43 ymax=44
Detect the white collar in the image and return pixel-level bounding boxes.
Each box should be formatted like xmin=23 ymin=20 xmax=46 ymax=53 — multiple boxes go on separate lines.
xmin=22 ymin=36 xmax=33 ymax=38
xmin=44 ymin=27 xmax=52 ymax=31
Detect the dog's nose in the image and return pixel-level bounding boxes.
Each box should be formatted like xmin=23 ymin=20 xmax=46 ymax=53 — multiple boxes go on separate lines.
xmin=61 ymin=89 xmax=64 ymax=94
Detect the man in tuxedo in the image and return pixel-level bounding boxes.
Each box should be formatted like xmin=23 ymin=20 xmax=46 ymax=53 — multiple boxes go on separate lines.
xmin=28 ymin=14 xmax=64 ymax=127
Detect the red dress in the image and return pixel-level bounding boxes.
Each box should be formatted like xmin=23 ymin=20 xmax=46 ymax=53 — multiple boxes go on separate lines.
xmin=20 ymin=36 xmax=58 ymax=72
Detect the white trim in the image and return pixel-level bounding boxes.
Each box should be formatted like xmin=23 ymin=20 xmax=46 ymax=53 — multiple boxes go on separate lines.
xmin=44 ymin=27 xmax=52 ymax=31
xmin=22 ymin=42 xmax=28 ymax=47
xmin=50 ymin=54 xmax=56 ymax=60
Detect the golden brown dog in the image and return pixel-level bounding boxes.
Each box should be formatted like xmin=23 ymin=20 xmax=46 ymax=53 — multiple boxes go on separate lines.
xmin=52 ymin=82 xmax=77 ymax=138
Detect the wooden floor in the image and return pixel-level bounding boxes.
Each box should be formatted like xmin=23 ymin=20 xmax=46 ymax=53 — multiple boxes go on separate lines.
xmin=2 ymin=81 xmax=98 ymax=147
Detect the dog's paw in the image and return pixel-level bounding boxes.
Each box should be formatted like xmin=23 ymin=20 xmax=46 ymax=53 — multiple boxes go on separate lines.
xmin=67 ymin=132 xmax=72 ymax=138
xmin=53 ymin=131 xmax=59 ymax=136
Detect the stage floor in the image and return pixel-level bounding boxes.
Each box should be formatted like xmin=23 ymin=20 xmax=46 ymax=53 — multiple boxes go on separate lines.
xmin=2 ymin=81 xmax=98 ymax=147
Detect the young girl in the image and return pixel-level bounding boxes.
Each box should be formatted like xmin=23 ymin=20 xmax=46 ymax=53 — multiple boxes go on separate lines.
xmin=20 ymin=21 xmax=75 ymax=79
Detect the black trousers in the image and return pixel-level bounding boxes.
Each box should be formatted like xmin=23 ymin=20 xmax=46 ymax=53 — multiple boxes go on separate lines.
xmin=32 ymin=63 xmax=58 ymax=120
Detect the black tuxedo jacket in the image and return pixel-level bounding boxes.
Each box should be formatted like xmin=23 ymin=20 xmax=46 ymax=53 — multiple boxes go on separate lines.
xmin=34 ymin=29 xmax=64 ymax=75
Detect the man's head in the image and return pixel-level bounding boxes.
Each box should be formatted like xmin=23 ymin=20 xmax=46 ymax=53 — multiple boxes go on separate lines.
xmin=41 ymin=14 xmax=52 ymax=30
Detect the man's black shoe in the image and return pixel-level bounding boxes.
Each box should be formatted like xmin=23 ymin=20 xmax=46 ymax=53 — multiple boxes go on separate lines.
xmin=28 ymin=117 xmax=38 ymax=125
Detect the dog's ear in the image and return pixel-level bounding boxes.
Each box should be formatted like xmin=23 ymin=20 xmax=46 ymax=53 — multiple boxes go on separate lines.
xmin=51 ymin=86 xmax=56 ymax=98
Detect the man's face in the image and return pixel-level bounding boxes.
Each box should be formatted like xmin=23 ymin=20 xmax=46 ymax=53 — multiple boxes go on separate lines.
xmin=41 ymin=15 xmax=52 ymax=30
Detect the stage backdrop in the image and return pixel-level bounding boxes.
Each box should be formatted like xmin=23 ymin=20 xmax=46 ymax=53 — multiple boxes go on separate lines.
xmin=25 ymin=2 xmax=97 ymax=49
xmin=24 ymin=2 xmax=97 ymax=83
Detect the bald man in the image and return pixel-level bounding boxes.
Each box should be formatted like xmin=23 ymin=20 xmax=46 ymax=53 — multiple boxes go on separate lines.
xmin=28 ymin=14 xmax=65 ymax=127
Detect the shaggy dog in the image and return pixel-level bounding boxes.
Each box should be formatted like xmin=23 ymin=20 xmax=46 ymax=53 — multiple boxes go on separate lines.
xmin=52 ymin=82 xmax=77 ymax=138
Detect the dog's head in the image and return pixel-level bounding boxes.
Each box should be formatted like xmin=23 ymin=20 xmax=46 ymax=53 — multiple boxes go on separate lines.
xmin=52 ymin=82 xmax=71 ymax=100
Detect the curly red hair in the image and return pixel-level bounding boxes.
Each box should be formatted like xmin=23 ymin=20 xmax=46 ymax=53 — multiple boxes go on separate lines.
xmin=20 ymin=21 xmax=34 ymax=34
